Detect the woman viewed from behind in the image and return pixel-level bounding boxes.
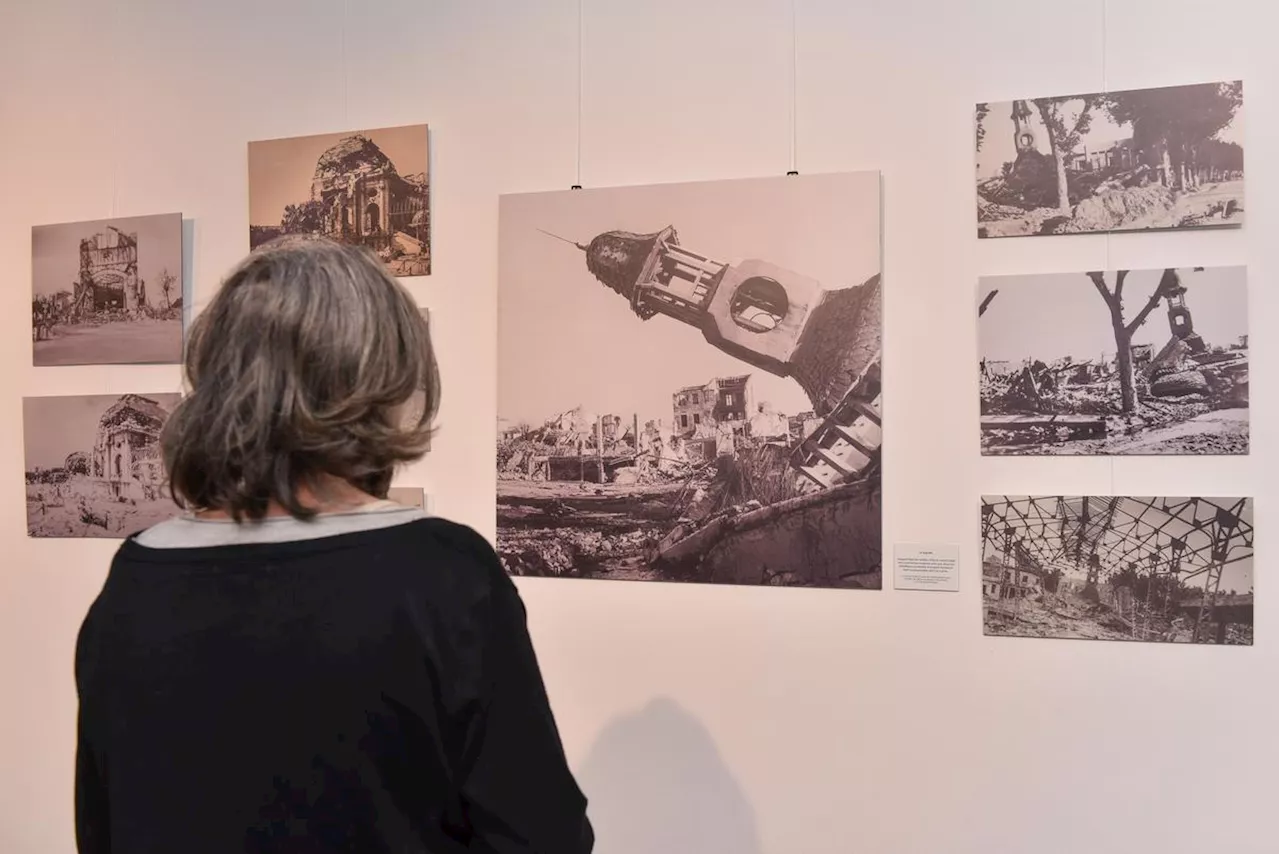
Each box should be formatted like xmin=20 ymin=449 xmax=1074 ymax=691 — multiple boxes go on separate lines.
xmin=74 ymin=237 xmax=593 ymax=853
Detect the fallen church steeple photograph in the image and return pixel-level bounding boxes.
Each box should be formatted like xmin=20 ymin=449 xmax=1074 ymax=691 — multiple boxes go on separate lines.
xmin=497 ymin=173 xmax=883 ymax=588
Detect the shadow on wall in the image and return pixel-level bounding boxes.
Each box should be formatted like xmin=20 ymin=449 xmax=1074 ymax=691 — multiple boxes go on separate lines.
xmin=578 ymin=698 xmax=761 ymax=854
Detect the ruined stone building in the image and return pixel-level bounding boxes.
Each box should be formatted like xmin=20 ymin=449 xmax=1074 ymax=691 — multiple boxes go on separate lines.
xmin=73 ymin=226 xmax=144 ymax=315
xmin=672 ymin=374 xmax=753 ymax=438
xmin=311 ymin=135 xmax=427 ymax=249
xmin=982 ymin=556 xmax=1044 ymax=600
xmin=1067 ymin=138 xmax=1141 ymax=173
xmin=748 ymin=402 xmax=791 ymax=441
xmin=91 ymin=395 xmax=170 ymax=499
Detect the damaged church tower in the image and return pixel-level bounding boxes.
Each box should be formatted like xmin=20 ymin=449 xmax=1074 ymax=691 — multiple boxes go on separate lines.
xmin=553 ymin=225 xmax=882 ymax=491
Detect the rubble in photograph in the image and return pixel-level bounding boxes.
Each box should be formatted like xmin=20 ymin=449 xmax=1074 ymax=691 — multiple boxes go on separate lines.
xmin=981 ymin=496 xmax=1254 ymax=645
xmin=497 ymin=174 xmax=884 ymax=588
xmin=978 ymin=267 xmax=1249 ymax=455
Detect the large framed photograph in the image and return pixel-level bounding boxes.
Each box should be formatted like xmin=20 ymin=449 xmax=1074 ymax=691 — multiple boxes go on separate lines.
xmin=978 ymin=266 xmax=1249 ymax=455
xmin=32 ymin=213 xmax=184 ymax=366
xmin=497 ymin=173 xmax=883 ymax=589
xmin=975 ymin=81 xmax=1243 ymax=237
xmin=24 ymin=393 xmax=181 ymax=538
xmin=248 ymin=124 xmax=430 ymax=277
xmin=982 ymin=496 xmax=1253 ymax=645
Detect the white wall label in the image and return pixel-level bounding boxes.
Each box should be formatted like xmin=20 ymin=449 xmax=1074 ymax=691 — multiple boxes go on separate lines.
xmin=893 ymin=543 xmax=959 ymax=592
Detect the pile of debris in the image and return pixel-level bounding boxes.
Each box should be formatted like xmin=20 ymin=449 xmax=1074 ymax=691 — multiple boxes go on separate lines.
xmin=981 ymin=359 xmax=1115 ymax=416
xmin=498 ymin=526 xmax=659 ymax=577
xmin=983 ymin=346 xmax=1246 ymax=422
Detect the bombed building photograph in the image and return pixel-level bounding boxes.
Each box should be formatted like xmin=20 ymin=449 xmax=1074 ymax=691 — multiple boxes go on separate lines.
xmin=981 ymin=496 xmax=1253 ymax=645
xmin=31 ymin=213 xmax=184 ymax=366
xmin=978 ymin=266 xmax=1248 ymax=455
xmin=497 ymin=173 xmax=883 ymax=589
xmin=248 ymin=124 xmax=430 ymax=276
xmin=975 ymin=80 xmax=1244 ymax=238
xmin=23 ymin=393 xmax=181 ymax=538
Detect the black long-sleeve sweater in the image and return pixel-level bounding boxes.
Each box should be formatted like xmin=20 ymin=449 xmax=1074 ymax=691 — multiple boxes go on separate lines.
xmin=74 ymin=517 xmax=593 ymax=853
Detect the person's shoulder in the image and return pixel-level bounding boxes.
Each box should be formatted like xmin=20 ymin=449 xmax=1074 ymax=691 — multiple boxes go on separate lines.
xmin=393 ymin=517 xmax=509 ymax=586
xmin=408 ymin=517 xmax=496 ymax=556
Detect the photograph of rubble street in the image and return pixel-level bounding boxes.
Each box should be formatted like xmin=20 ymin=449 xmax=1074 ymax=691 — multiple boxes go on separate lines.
xmin=982 ymin=496 xmax=1253 ymax=645
xmin=979 ymin=266 xmax=1249 ymax=455
xmin=976 ymin=80 xmax=1244 ymax=238
xmin=497 ymin=173 xmax=884 ymax=589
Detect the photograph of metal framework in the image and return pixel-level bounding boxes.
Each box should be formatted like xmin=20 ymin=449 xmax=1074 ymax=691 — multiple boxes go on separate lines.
xmin=249 ymin=125 xmax=430 ymax=277
xmin=979 ymin=266 xmax=1249 ymax=455
xmin=24 ymin=393 xmax=181 ymax=538
xmin=31 ymin=213 xmax=183 ymax=366
xmin=976 ymin=81 xmax=1244 ymax=238
xmin=497 ymin=173 xmax=883 ymax=588
xmin=982 ymin=495 xmax=1253 ymax=645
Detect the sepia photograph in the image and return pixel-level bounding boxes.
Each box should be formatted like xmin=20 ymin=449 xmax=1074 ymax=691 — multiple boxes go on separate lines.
xmin=32 ymin=213 xmax=184 ymax=366
xmin=978 ymin=266 xmax=1249 ymax=455
xmin=248 ymin=124 xmax=430 ymax=277
xmin=975 ymin=80 xmax=1244 ymax=237
xmin=982 ymin=496 xmax=1253 ymax=645
xmin=24 ymin=393 xmax=181 ymax=539
xmin=387 ymin=487 xmax=426 ymax=510
xmin=497 ymin=173 xmax=883 ymax=589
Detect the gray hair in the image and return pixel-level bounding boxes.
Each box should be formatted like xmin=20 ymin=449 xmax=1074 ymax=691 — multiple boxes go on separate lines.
xmin=163 ymin=236 xmax=438 ymax=521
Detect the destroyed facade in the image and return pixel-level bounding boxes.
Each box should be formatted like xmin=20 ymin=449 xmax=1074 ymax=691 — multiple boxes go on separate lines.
xmin=74 ymin=227 xmax=147 ymax=314
xmin=310 ymin=135 xmax=428 ymax=252
xmin=91 ymin=394 xmax=169 ymax=500
xmin=249 ymin=127 xmax=431 ymax=276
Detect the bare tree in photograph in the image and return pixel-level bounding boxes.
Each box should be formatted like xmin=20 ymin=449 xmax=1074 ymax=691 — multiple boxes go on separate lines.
xmin=1086 ymin=267 xmax=1181 ymax=414
xmin=978 ymin=267 xmax=1248 ymax=456
xmin=1032 ymin=95 xmax=1098 ymax=217
xmin=158 ymin=267 xmax=176 ymax=311
xmin=975 ymin=102 xmax=990 ymax=152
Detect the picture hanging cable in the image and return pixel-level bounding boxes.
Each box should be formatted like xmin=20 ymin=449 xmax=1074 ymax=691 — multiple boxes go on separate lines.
xmin=1101 ymin=0 xmax=1109 ymax=270
xmin=342 ymin=0 xmax=351 ymax=125
xmin=787 ymin=0 xmax=798 ymax=175
xmin=110 ymin=0 xmax=120 ymax=216
xmin=573 ymin=0 xmax=584 ymax=189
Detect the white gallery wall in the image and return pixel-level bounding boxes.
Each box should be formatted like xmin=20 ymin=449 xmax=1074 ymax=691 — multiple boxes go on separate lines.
xmin=0 ymin=0 xmax=1275 ymax=851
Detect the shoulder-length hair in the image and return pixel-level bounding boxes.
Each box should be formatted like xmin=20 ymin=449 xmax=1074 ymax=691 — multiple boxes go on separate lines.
xmin=163 ymin=236 xmax=438 ymax=521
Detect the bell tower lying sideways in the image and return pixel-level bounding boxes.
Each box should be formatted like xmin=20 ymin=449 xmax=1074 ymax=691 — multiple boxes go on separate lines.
xmin=557 ymin=225 xmax=882 ymax=490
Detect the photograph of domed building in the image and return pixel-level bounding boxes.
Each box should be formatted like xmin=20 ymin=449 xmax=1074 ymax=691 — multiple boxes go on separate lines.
xmin=497 ymin=173 xmax=883 ymax=589
xmin=23 ymin=392 xmax=182 ymax=538
xmin=248 ymin=124 xmax=430 ymax=277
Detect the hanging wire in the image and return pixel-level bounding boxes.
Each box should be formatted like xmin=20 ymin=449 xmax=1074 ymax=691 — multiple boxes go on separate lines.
xmin=573 ymin=0 xmax=584 ymax=188
xmin=110 ymin=0 xmax=120 ymax=216
xmin=342 ymin=0 xmax=350 ymax=125
xmin=787 ymin=0 xmax=798 ymax=175
xmin=1102 ymin=0 xmax=1113 ymax=496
